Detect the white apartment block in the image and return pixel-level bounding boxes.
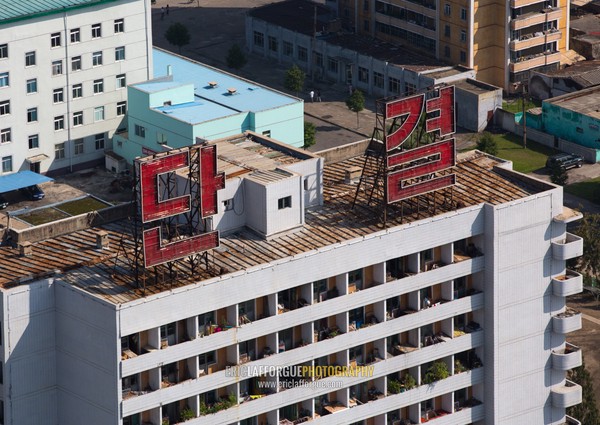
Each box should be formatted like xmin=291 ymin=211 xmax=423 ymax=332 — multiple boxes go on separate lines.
xmin=0 ymin=133 xmax=584 ymax=425
xmin=0 ymin=0 xmax=152 ymax=176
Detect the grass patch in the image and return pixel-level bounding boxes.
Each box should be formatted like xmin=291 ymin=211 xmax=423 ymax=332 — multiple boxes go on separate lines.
xmin=57 ymin=196 xmax=111 ymax=216
xmin=565 ymin=177 xmax=600 ymax=205
xmin=502 ymin=98 xmax=540 ymax=114
xmin=487 ymin=133 xmax=557 ymax=174
xmin=19 ymin=208 xmax=69 ymax=226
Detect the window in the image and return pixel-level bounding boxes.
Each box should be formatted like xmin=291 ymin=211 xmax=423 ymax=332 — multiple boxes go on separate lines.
xmin=72 ymin=83 xmax=83 ymax=99
xmin=349 ymin=268 xmax=363 ymax=289
xmin=55 ymin=142 xmax=65 ymax=159
xmin=460 ymin=30 xmax=466 ymax=42
xmin=157 ymin=132 xmax=168 ymax=145
xmin=51 ymin=32 xmax=61 ymax=48
xmin=444 ymin=45 xmax=451 ymax=58
xmin=53 ymin=88 xmax=64 ymax=103
xmin=117 ymin=101 xmax=126 ymax=116
xmin=576 ymin=127 xmax=584 ymax=134
xmin=25 ymin=51 xmax=36 ymax=67
xmin=327 ymin=58 xmax=338 ymax=73
xmin=0 ymin=72 xmax=9 ymax=87
xmin=115 ymin=46 xmax=125 ymax=61
xmin=72 ymin=56 xmax=82 ymax=71
xmin=297 ymin=46 xmax=308 ymax=62
xmin=268 ymin=36 xmax=278 ymax=52
xmin=73 ymin=111 xmax=83 ymax=126
xmin=405 ymin=82 xmax=416 ymax=95
xmin=116 ymin=74 xmax=126 ymax=89
xmin=461 ymin=8 xmax=467 ymax=20
xmin=92 ymin=51 xmax=103 ymax=66
xmin=52 ymin=60 xmax=63 ymax=76
xmin=460 ymin=51 xmax=467 ymax=62
xmin=70 ymin=28 xmax=80 ymax=43
xmin=444 ymin=3 xmax=451 ymax=15
xmin=54 ymin=115 xmax=65 ymax=131
xmin=373 ymin=72 xmax=384 ymax=89
xmin=262 ymin=130 xmax=271 ymax=137
xmin=388 ymin=77 xmax=401 ymax=94
xmin=223 ymin=198 xmax=234 ymax=211
xmin=92 ymin=23 xmax=102 ymax=38
xmin=314 ymin=52 xmax=323 ymax=68
xmin=0 ymin=44 xmax=6 ymax=59
xmin=74 ymin=138 xmax=84 ymax=155
xmin=114 ymin=18 xmax=124 ymax=33
xmin=28 ymin=134 xmax=39 ymax=149
xmin=95 ymin=133 xmax=105 ymax=150
xmin=358 ymin=67 xmax=369 ymax=84
xmin=1 ymin=156 xmax=12 ymax=173
xmin=134 ymin=124 xmax=146 ymax=138
xmin=93 ymin=79 xmax=104 ymax=94
xmin=278 ymin=196 xmax=292 ymax=209
xmin=0 ymin=128 xmax=10 ymax=144
xmin=27 ymin=79 xmax=37 ymax=94
xmin=283 ymin=41 xmax=293 ymax=56
xmin=444 ymin=25 xmax=450 ymax=37
xmin=0 ymin=100 xmax=9 ymax=116
xmin=364 ymin=19 xmax=370 ymax=31
xmin=253 ymin=31 xmax=264 ymax=47
xmin=27 ymin=107 xmax=38 ymax=123
xmin=94 ymin=106 xmax=105 ymax=122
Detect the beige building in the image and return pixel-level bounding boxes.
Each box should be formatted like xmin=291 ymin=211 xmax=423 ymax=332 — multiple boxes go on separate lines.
xmin=330 ymin=0 xmax=569 ymax=92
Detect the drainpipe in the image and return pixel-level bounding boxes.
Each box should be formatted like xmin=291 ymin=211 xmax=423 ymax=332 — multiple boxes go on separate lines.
xmin=63 ymin=8 xmax=73 ymax=173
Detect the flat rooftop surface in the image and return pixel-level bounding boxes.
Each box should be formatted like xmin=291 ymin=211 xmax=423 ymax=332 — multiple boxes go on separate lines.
xmin=0 ymin=0 xmax=117 ymax=23
xmin=0 ymin=151 xmax=552 ymax=304
xmin=545 ymin=86 xmax=600 ymax=119
xmin=152 ymin=48 xmax=299 ymax=114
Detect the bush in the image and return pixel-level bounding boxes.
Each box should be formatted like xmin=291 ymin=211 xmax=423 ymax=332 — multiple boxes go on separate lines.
xmin=284 ymin=65 xmax=305 ymax=96
xmin=476 ymin=132 xmax=498 ymax=156
xmin=226 ymin=44 xmax=247 ymax=71
xmin=388 ymin=378 xmax=402 ymax=394
xmin=423 ymin=361 xmax=449 ymax=384
xmin=304 ymin=121 xmax=316 ymax=149
xmin=403 ymin=373 xmax=417 ymax=389
xmin=550 ymin=163 xmax=568 ymax=186
xmin=180 ymin=407 xmax=195 ymax=421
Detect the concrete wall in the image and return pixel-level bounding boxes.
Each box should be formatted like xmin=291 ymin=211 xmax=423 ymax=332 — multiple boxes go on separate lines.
xmin=315 ymin=139 xmax=371 ymax=163
xmin=55 ymin=283 xmax=119 ymax=425
xmin=455 ymin=81 xmax=502 ymax=132
xmin=558 ymin=138 xmax=600 ymax=163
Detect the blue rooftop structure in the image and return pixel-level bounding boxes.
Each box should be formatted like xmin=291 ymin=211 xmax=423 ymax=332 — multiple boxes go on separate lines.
xmin=0 ymin=171 xmax=53 ymax=193
xmin=114 ymin=48 xmax=304 ymax=162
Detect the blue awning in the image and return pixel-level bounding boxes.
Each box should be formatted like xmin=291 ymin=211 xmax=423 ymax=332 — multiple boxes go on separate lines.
xmin=0 ymin=171 xmax=54 ymax=194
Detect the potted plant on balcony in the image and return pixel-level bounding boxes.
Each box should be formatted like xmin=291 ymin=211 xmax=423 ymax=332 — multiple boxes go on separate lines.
xmin=455 ymin=359 xmax=466 ymax=374
xmin=388 ymin=378 xmax=402 ymax=394
xmin=423 ymin=361 xmax=449 ymax=384
xmin=180 ymin=407 xmax=195 ymax=422
xmin=403 ymin=373 xmax=417 ymax=390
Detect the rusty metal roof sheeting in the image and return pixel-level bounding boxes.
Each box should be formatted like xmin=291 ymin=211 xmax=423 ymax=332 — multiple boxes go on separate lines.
xmin=0 ymin=153 xmax=546 ymax=304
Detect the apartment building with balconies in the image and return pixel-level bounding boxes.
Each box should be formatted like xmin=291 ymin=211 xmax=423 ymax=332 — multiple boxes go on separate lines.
xmin=327 ymin=0 xmax=569 ymax=92
xmin=0 ymin=0 xmax=152 ymax=176
xmin=0 ymin=133 xmax=584 ymax=425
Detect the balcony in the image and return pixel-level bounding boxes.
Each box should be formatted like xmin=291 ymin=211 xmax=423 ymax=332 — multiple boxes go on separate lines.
xmin=552 ymin=233 xmax=584 ymax=261
xmin=552 ymin=270 xmax=583 ymax=297
xmin=562 ymin=415 xmax=582 ymax=425
xmin=510 ymin=29 xmax=562 ymax=51
xmin=510 ymin=51 xmax=561 ymax=73
xmin=551 ymin=380 xmax=583 ymax=408
xmin=511 ymin=8 xmax=562 ymax=30
xmin=552 ymin=309 xmax=582 ymax=334
xmin=552 ymin=343 xmax=582 ymax=371
xmin=511 ymin=0 xmax=547 ymax=7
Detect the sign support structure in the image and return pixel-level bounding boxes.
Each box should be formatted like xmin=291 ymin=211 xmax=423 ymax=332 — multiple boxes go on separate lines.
xmin=352 ymin=86 xmax=457 ymax=227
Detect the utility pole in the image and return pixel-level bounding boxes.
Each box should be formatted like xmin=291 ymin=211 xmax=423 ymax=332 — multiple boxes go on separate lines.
xmin=522 ymin=83 xmax=527 ymax=149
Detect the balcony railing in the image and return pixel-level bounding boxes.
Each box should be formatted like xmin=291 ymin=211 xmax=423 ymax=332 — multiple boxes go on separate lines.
xmin=511 ymin=0 xmax=547 ymax=7
xmin=551 ymin=379 xmax=583 ymax=408
xmin=510 ymin=29 xmax=561 ymax=50
xmin=511 ymin=7 xmax=562 ymax=30
xmin=552 ymin=309 xmax=582 ymax=334
xmin=552 ymin=233 xmax=584 ymax=261
xmin=552 ymin=270 xmax=583 ymax=297
xmin=551 ymin=343 xmax=582 ymax=371
xmin=510 ymin=51 xmax=561 ymax=72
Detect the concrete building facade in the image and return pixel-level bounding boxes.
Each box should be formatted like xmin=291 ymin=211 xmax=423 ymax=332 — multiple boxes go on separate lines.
xmin=0 ymin=0 xmax=152 ymax=176
xmin=0 ymin=132 xmax=584 ymax=425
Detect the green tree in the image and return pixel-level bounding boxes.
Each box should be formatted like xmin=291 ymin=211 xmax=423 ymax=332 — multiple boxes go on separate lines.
xmin=572 ymin=213 xmax=600 ymax=277
xmin=423 ymin=360 xmax=449 ymax=384
xmin=304 ymin=121 xmax=316 ymax=149
xmin=476 ymin=132 xmax=498 ymax=156
xmin=567 ymin=358 xmax=600 ymax=425
xmin=226 ymin=44 xmax=247 ymax=71
xmin=550 ymin=163 xmax=568 ymax=186
xmin=346 ymin=89 xmax=365 ymax=129
xmin=284 ymin=65 xmax=305 ymax=97
xmin=165 ymin=22 xmax=190 ymax=54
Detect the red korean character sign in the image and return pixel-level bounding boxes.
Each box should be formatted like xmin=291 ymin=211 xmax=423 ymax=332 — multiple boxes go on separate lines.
xmin=137 ymin=146 xmax=225 ymax=268
xmin=384 ymin=86 xmax=456 ymax=203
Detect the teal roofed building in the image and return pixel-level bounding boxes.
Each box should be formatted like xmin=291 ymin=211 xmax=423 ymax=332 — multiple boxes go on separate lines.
xmin=113 ymin=48 xmax=304 ymax=163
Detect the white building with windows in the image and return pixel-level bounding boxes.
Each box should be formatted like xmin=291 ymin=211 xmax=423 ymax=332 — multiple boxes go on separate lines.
xmin=0 ymin=132 xmax=584 ymax=425
xmin=0 ymin=0 xmax=152 ymax=176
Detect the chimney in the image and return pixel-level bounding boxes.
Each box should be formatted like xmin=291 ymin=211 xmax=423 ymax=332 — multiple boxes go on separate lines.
xmin=167 ymin=65 xmax=172 ymax=76
xmin=345 ymin=166 xmax=362 ymax=184
xmin=96 ymin=230 xmax=109 ymax=249
xmin=19 ymin=241 xmax=33 ymax=257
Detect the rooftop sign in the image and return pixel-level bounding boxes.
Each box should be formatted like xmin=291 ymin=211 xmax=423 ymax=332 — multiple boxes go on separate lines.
xmin=384 ymin=86 xmax=456 ymax=203
xmin=136 ymin=145 xmax=225 ymax=268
